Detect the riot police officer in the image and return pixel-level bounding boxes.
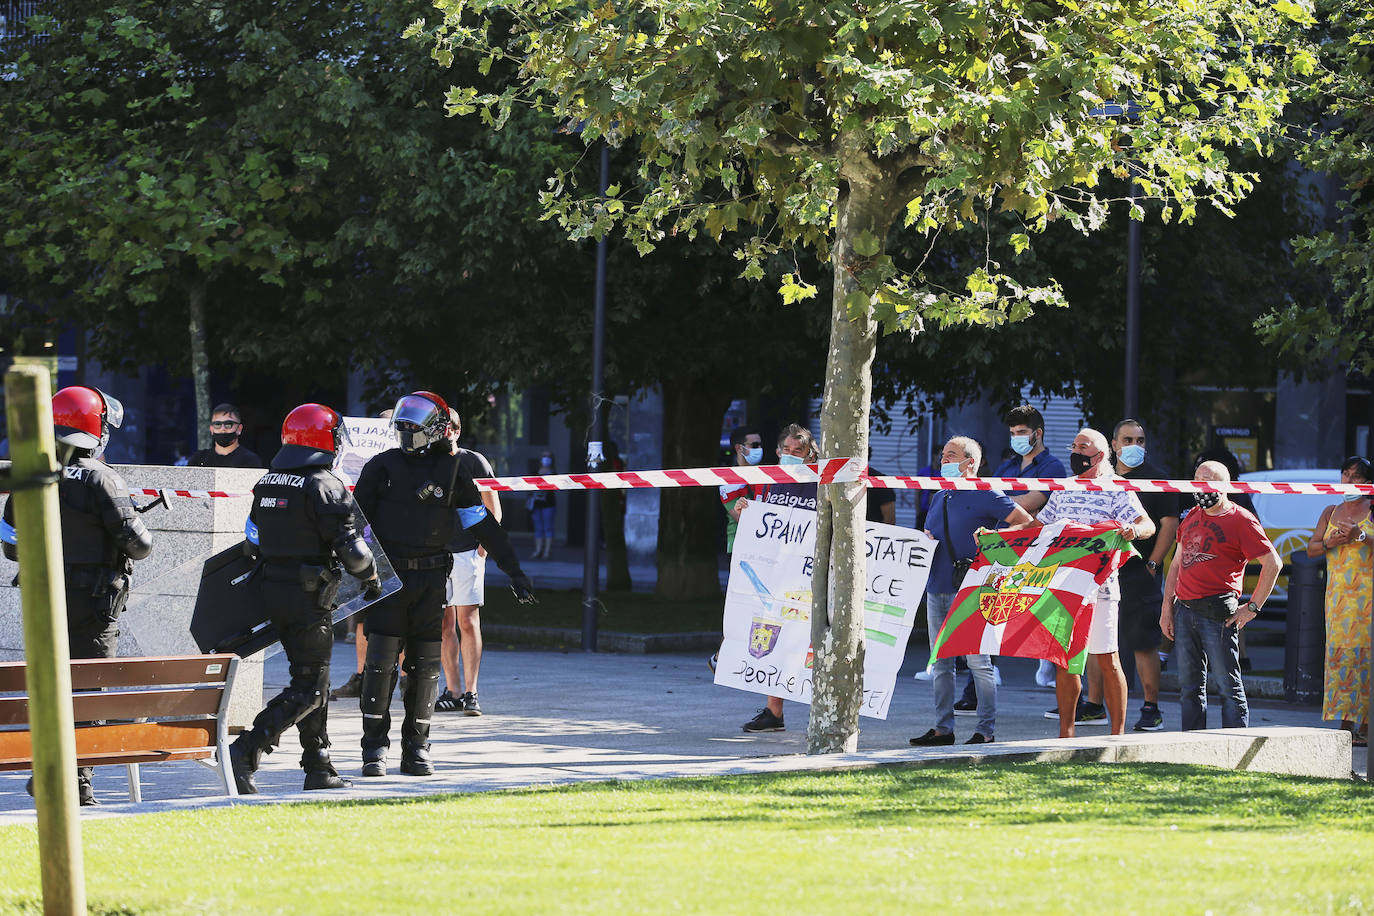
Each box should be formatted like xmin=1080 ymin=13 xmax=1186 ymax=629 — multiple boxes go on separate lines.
xmin=353 ymin=390 xmax=535 ymax=777
xmin=1 ymin=386 xmax=153 ymax=805
xmin=228 ymin=403 xmax=382 ymax=793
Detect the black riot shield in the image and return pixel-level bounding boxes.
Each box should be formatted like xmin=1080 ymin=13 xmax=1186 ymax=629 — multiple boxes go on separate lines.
xmin=190 ymin=512 xmax=401 ymax=657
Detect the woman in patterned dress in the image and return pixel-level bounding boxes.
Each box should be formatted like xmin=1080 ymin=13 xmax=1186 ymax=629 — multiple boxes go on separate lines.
xmin=1307 ymin=456 xmax=1374 ymax=746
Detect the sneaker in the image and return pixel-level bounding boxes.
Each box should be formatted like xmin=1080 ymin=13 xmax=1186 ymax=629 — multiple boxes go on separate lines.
xmin=707 ymin=652 xmax=718 ymax=673
xmin=742 ymin=708 xmax=785 ymax=732
xmin=909 ymin=728 xmax=955 ymax=747
xmin=1132 ymin=703 xmax=1164 ymax=732
xmin=461 ymin=691 xmax=482 ymax=716
xmin=330 ymin=671 xmax=363 ymax=701
xmin=953 ymin=697 xmax=978 ymax=716
xmin=1076 ymin=701 xmax=1109 ymax=725
xmin=434 ymin=690 xmax=463 ymax=712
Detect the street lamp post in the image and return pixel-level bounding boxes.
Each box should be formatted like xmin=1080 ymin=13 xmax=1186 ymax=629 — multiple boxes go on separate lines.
xmin=581 ymin=141 xmax=610 ymax=652
xmin=1090 ymin=102 xmax=1143 ymax=419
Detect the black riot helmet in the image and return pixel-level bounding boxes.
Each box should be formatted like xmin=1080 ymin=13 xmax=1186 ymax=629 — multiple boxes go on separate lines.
xmin=391 ymin=391 xmax=450 ymax=454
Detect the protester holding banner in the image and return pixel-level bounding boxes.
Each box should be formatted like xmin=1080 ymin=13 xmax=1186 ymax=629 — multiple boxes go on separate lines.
xmin=910 ymin=436 xmax=1031 ymax=747
xmin=1162 ymin=460 xmax=1280 ymax=731
xmin=1036 ymin=428 xmax=1155 ymax=737
xmin=737 ymin=423 xmax=817 ymax=733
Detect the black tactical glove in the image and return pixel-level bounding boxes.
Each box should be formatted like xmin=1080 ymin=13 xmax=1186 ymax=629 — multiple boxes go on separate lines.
xmin=510 ymin=573 xmax=537 ymax=605
xmin=362 ymin=577 xmax=384 ymax=602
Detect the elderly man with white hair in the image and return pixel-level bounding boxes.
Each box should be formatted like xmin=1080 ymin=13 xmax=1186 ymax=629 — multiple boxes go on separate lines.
xmin=1160 ymin=460 xmax=1280 ymax=731
xmin=1034 ymin=428 xmax=1155 ymax=737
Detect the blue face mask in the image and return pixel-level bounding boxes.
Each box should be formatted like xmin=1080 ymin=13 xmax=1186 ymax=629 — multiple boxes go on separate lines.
xmin=1345 ymin=493 xmax=1368 ymax=503
xmin=1119 ymin=444 xmax=1146 ymax=468
xmin=778 ymin=453 xmax=806 ymax=466
xmin=744 ymin=447 xmax=763 ymax=465
xmin=941 ymin=461 xmax=963 ymax=478
xmin=1010 ymin=434 xmax=1034 ymax=456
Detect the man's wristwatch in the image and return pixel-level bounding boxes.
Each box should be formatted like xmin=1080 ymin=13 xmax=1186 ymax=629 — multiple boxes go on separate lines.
xmin=1145 ymin=560 xmax=1161 ymax=574
xmin=1244 ymin=601 xmax=1261 ymax=616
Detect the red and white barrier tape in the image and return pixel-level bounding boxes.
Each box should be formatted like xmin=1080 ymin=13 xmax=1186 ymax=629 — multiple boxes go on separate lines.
xmin=122 ymin=464 xmax=1373 ymax=500
xmin=865 ymin=474 xmax=1374 ymax=497
xmin=127 ymin=457 xmax=865 ymax=500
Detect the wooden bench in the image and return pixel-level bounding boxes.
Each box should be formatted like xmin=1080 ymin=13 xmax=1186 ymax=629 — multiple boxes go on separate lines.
xmin=0 ymin=654 xmax=241 ymax=802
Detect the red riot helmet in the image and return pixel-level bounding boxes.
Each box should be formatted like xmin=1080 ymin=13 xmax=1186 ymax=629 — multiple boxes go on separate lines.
xmin=391 ymin=391 xmax=449 ymax=454
xmin=52 ymin=386 xmax=123 ymax=457
xmin=274 ymin=403 xmax=350 ymax=469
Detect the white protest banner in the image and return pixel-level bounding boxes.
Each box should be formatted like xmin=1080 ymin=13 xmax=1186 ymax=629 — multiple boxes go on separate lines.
xmin=715 ymin=501 xmax=934 ymax=719
xmin=334 ymin=417 xmax=395 ymax=484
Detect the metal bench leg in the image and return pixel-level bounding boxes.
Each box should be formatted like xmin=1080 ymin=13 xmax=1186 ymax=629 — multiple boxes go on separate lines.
xmin=126 ymin=763 xmax=142 ymax=803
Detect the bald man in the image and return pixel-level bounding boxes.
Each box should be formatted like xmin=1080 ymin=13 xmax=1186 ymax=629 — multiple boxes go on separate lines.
xmin=1161 ymin=460 xmax=1279 ymax=731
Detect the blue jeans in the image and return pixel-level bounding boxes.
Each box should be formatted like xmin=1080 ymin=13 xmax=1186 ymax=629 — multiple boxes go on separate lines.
xmin=1173 ymin=595 xmax=1248 ymax=730
xmin=531 ymin=506 xmax=555 ymax=539
xmin=927 ymin=592 xmax=996 ymax=737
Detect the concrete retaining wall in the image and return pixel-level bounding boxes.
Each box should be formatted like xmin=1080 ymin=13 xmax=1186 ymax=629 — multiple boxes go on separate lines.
xmin=1 ymin=464 xmax=265 ymax=726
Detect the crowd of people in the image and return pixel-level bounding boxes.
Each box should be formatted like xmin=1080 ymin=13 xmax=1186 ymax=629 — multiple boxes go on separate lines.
xmin=715 ymin=406 xmax=1371 ymax=752
xmin=3 ymin=385 xmax=1369 ymax=801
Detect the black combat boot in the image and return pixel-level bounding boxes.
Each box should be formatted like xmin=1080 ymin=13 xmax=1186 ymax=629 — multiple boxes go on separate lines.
xmin=302 ymin=748 xmax=352 ymax=790
xmin=400 ymin=641 xmax=442 ymax=776
xmin=359 ymin=634 xmax=403 ymax=777
xmin=229 ymin=733 xmax=263 ymax=795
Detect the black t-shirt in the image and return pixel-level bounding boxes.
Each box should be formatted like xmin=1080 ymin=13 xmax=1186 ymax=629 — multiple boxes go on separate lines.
xmin=447 ymin=448 xmax=496 ymax=553
xmin=188 ymin=446 xmax=264 ymax=468
xmin=866 ymin=466 xmax=896 ymax=523
xmin=1122 ymin=460 xmax=1180 ymax=565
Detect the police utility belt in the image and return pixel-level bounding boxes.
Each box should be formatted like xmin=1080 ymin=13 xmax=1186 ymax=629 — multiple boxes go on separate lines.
xmin=67 ymin=563 xmax=129 ymax=595
xmin=392 ymin=553 xmax=451 ymax=572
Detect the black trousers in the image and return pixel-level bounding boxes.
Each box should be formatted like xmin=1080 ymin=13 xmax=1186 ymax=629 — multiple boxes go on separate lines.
xmin=363 ymin=565 xmax=448 ymax=644
xmin=247 ymin=579 xmax=334 ymax=757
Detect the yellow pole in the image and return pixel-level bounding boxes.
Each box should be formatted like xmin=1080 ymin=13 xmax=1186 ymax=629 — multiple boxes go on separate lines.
xmin=5 ymin=364 xmax=86 ymax=914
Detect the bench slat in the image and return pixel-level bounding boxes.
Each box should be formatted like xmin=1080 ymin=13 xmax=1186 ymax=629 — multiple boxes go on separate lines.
xmin=0 ymin=655 xmax=235 ymax=692
xmin=0 ymin=749 xmax=215 ymax=771
xmin=0 ymin=687 xmax=224 ymax=726
xmin=0 ymin=719 xmax=217 ymax=765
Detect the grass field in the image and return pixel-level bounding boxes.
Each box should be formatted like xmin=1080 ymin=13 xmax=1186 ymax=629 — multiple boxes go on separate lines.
xmin=484 ymin=586 xmax=725 ymax=634
xmin=2 ymin=763 xmax=1372 ymax=914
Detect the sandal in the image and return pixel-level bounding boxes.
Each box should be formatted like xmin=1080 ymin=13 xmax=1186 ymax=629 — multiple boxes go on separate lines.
xmin=434 ymin=690 xmax=462 ymax=712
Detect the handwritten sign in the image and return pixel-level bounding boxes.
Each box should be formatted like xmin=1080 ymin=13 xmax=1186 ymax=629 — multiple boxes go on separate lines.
xmin=334 ymin=417 xmax=395 ymax=484
xmin=715 ymin=501 xmax=934 ymax=719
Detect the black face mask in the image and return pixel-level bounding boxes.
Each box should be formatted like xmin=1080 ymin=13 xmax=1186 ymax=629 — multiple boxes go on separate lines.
xmin=1069 ymin=452 xmax=1097 ymax=476
xmin=212 ymin=432 xmax=239 ymax=447
xmin=1196 ymin=491 xmax=1221 ymax=509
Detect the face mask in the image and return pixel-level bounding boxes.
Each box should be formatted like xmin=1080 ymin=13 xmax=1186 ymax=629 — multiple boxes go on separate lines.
xmin=1344 ymin=493 xmax=1367 ymax=503
xmin=1010 ymin=434 xmax=1034 ymax=456
xmin=1196 ymin=491 xmax=1222 ymax=509
xmin=1119 ymin=445 xmax=1146 ymax=468
xmin=212 ymin=432 xmax=239 ymax=447
xmin=540 ymin=458 xmax=553 ymax=467
xmin=941 ymin=461 xmax=964 ymax=478
xmin=1069 ymin=451 xmax=1098 ymax=476
xmin=744 ymin=447 xmax=763 ymax=465
xmin=778 ymin=453 xmax=806 ymax=466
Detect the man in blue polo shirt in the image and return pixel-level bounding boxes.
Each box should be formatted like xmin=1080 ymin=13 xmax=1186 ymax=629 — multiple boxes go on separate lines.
xmin=910 ymin=436 xmax=1032 ymax=746
xmin=988 ymin=404 xmax=1070 ymax=693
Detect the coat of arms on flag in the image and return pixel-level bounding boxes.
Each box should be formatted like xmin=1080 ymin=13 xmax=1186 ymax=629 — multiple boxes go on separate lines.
xmin=930 ymin=521 xmax=1136 ymax=675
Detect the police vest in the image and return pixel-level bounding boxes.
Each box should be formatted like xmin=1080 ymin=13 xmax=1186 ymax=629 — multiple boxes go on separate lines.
xmin=365 ymin=449 xmax=465 ymax=556
xmin=58 ymin=459 xmax=134 ymax=567
xmin=251 ymin=468 xmax=341 ymax=563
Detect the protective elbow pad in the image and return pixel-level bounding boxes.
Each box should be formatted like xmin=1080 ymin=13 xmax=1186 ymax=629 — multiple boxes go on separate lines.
xmin=116 ymin=518 xmax=153 ymax=561
xmin=332 ymin=532 xmax=377 ymax=579
xmin=467 ymin=513 xmax=526 ymax=581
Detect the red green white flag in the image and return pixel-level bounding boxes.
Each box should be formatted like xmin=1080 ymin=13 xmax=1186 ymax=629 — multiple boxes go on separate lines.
xmin=929 ymin=521 xmax=1136 ymax=675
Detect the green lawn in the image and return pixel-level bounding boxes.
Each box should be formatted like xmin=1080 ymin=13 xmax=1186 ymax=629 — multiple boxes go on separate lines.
xmin=484 ymin=586 xmax=725 ymax=634
xmin=2 ymin=763 xmax=1372 ymax=914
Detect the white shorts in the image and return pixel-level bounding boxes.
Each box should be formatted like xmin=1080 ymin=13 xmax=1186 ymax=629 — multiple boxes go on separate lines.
xmin=1086 ymin=597 xmax=1119 ymax=655
xmin=445 ymin=549 xmax=486 ymax=607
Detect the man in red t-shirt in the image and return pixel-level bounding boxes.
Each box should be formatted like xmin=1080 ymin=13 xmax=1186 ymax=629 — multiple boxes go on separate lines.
xmin=1160 ymin=460 xmax=1280 ymax=730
